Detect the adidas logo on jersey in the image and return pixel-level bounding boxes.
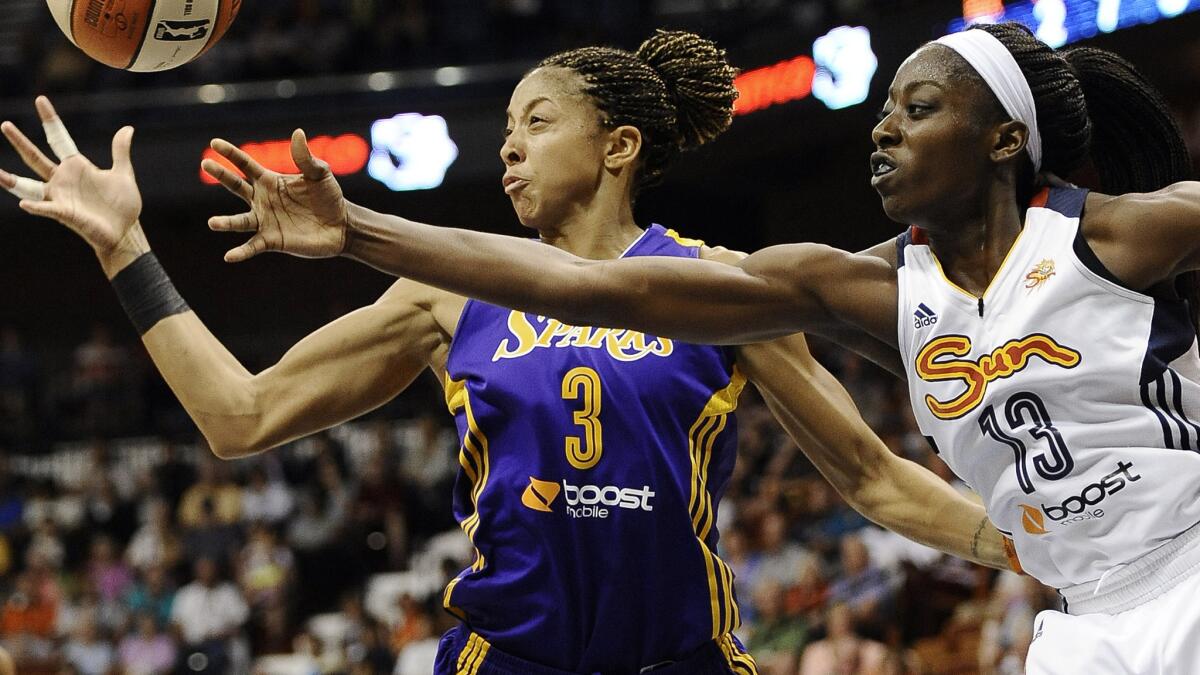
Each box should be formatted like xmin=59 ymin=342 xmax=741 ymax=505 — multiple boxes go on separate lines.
xmin=913 ymin=303 xmax=938 ymax=329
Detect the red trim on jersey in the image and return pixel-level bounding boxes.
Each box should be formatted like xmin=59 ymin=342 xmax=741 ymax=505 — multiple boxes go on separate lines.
xmin=910 ymin=226 xmax=928 ymax=245
xmin=1029 ymin=188 xmax=1050 ymax=209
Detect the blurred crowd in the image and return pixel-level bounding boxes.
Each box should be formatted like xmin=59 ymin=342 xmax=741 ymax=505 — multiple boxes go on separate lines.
xmin=0 ymin=324 xmax=1057 ymax=674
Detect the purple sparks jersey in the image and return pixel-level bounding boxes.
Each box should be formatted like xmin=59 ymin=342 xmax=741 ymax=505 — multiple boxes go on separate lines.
xmin=441 ymin=225 xmax=748 ymax=672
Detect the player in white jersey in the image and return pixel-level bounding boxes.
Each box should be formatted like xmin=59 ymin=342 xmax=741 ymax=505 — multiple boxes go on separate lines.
xmin=10 ymin=19 xmax=1193 ymax=673
xmin=137 ymin=20 xmax=1200 ymax=674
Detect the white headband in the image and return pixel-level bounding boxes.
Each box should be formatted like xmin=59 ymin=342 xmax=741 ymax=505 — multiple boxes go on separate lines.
xmin=934 ymin=29 xmax=1042 ymax=172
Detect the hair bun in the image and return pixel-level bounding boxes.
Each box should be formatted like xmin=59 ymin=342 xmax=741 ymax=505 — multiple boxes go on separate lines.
xmin=635 ymin=30 xmax=739 ymax=151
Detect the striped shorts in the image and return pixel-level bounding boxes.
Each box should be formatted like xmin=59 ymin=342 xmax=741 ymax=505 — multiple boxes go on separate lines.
xmin=433 ymin=625 xmax=758 ymax=675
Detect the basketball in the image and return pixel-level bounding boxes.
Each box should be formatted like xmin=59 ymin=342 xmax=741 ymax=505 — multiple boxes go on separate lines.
xmin=46 ymin=0 xmax=240 ymax=72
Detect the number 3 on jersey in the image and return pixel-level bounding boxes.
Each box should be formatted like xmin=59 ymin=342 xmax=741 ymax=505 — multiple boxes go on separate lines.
xmin=562 ymin=367 xmax=603 ymax=469
xmin=979 ymin=391 xmax=1074 ymax=494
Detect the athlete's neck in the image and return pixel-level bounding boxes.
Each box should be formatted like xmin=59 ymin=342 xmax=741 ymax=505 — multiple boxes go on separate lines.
xmin=538 ymin=199 xmax=642 ymax=260
xmin=924 ymin=181 xmax=1027 ymax=296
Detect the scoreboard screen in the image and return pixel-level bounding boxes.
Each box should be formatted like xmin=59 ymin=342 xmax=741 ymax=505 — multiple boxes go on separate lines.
xmin=950 ymin=0 xmax=1200 ymax=47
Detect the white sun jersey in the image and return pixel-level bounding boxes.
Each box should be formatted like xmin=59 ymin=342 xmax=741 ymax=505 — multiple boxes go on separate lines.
xmin=896 ymin=186 xmax=1200 ymax=591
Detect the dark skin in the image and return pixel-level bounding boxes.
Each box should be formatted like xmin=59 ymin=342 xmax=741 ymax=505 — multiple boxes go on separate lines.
xmin=0 ymin=66 xmax=1013 ymax=568
xmin=226 ymin=43 xmax=1196 ymax=350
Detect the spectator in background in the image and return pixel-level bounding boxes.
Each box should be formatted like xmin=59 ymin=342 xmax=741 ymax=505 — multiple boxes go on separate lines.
xmin=237 ymin=522 xmax=294 ymax=610
xmin=126 ymin=498 xmax=182 ymax=574
xmin=829 ymin=535 xmax=895 ymax=636
xmin=352 ymin=444 xmax=409 ymax=572
xmin=799 ymin=603 xmax=888 ymax=675
xmin=118 ymin=611 xmax=177 ymax=675
xmin=785 ymin=555 xmax=829 ymax=625
xmin=124 ymin=564 xmax=175 ymax=630
xmin=152 ymin=441 xmax=196 ymax=514
xmin=349 ymin=618 xmax=395 ymax=675
xmin=0 ymin=572 xmax=56 ymax=660
xmin=756 ymin=509 xmax=813 ymax=592
xmin=719 ymin=529 xmax=761 ymax=625
xmin=80 ymin=440 xmax=137 ymax=502
xmin=62 ymin=612 xmax=114 ymax=675
xmin=87 ymin=534 xmax=133 ymax=605
xmin=178 ymin=459 xmax=242 ymax=528
xmin=181 ymin=495 xmax=241 ymax=567
xmin=170 ymin=556 xmax=249 ymax=674
xmin=26 ymin=517 xmax=65 ymax=571
xmin=240 ymin=463 xmax=294 ymax=526
xmin=745 ymin=580 xmax=807 ymax=674
xmin=400 ymin=414 xmax=458 ymax=540
xmin=391 ymin=597 xmax=439 ymax=675
xmin=71 ymin=323 xmax=131 ymax=436
xmin=798 ymin=479 xmax=870 ymax=560
xmin=81 ymin=473 xmax=138 ymax=545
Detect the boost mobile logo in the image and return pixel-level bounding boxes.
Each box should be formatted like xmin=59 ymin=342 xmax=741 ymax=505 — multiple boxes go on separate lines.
xmin=521 ymin=477 xmax=655 ymax=519
xmin=521 ymin=477 xmax=560 ymax=512
xmin=1020 ymin=461 xmax=1141 ymax=534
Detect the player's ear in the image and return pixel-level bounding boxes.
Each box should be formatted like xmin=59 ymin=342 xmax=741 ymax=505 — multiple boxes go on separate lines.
xmin=604 ymin=125 xmax=642 ymax=171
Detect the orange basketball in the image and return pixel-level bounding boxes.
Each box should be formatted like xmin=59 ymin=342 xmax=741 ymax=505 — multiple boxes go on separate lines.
xmin=47 ymin=0 xmax=240 ymax=72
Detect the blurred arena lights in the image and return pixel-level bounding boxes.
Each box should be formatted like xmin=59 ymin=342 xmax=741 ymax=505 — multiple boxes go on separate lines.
xmin=367 ymin=113 xmax=459 ymax=192
xmin=734 ymin=25 xmax=877 ymax=115
xmin=950 ymin=0 xmax=1200 ymax=47
xmin=200 ymin=134 xmax=370 ymax=184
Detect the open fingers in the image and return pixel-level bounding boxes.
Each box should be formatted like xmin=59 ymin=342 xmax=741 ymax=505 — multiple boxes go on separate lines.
xmin=0 ymin=168 xmax=46 ymax=201
xmin=111 ymin=126 xmax=134 ymax=174
xmin=18 ymin=198 xmax=66 ymax=221
xmin=1 ymin=121 xmax=57 ymax=181
xmin=36 ymin=96 xmax=79 ymax=162
xmin=224 ymin=235 xmax=268 ymax=263
xmin=210 ymin=138 xmax=267 ymax=182
xmin=208 ymin=211 xmax=259 ymax=233
xmin=201 ymin=158 xmax=253 ymax=203
xmin=290 ymin=129 xmax=330 ymax=182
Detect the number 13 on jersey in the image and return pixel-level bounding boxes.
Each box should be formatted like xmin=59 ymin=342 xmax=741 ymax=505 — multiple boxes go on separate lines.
xmin=562 ymin=367 xmax=604 ymax=469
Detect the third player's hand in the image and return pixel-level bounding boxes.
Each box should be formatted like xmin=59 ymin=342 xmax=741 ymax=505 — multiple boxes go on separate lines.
xmin=203 ymin=129 xmax=350 ymax=263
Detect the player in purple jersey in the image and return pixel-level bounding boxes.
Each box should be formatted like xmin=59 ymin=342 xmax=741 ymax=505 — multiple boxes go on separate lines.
xmin=3 ymin=31 xmax=1015 ymax=674
xmin=179 ymin=22 xmax=1200 ymax=674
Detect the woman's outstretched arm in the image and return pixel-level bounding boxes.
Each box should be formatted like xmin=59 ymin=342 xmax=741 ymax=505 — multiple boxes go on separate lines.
xmin=204 ymin=133 xmax=899 ymax=346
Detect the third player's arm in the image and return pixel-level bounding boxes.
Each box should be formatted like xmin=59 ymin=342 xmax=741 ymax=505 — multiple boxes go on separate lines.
xmin=738 ymin=336 xmax=1009 ymax=570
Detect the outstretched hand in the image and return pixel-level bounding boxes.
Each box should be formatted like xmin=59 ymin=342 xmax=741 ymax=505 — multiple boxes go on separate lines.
xmin=0 ymin=96 xmax=143 ymax=263
xmin=203 ymin=129 xmax=350 ymax=263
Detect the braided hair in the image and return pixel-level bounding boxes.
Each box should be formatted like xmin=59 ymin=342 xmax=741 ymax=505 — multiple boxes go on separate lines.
xmin=537 ymin=30 xmax=739 ymax=192
xmin=961 ymin=22 xmax=1198 ymax=331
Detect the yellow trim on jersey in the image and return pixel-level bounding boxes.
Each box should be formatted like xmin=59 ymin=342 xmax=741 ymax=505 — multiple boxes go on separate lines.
xmin=686 ymin=367 xmax=747 ymax=638
xmin=924 ymin=226 xmax=1029 ymax=302
xmin=663 ymin=228 xmax=706 ymax=248
xmin=456 ymin=632 xmax=491 ymax=675
xmin=445 ymin=373 xmax=468 ymax=413
xmin=443 ymin=380 xmax=492 ymax=618
xmin=718 ymin=633 xmax=759 ymax=675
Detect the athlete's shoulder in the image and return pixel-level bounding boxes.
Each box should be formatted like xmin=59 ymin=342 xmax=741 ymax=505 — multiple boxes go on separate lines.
xmin=699 ymin=245 xmax=746 ymax=265
xmin=377 ymin=278 xmax=466 ymax=337
xmin=859 ymin=238 xmax=900 ymax=271
xmin=1081 ymin=182 xmax=1200 ymax=290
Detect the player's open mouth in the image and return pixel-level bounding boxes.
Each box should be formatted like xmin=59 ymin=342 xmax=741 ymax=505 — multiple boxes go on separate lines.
xmin=870 ymin=152 xmax=896 ymax=179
